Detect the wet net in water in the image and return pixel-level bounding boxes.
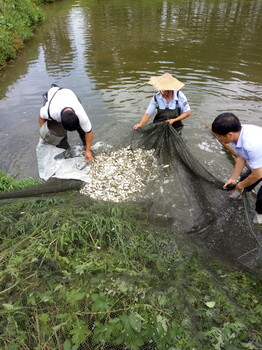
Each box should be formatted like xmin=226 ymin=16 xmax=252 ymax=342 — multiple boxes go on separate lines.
xmin=128 ymin=122 xmax=262 ymax=272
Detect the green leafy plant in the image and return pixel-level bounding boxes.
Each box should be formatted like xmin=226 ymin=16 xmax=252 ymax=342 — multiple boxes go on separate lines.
xmin=0 ymin=0 xmax=58 ymax=69
xmin=0 ymin=192 xmax=261 ymax=349
xmin=0 ymin=171 xmax=42 ymax=192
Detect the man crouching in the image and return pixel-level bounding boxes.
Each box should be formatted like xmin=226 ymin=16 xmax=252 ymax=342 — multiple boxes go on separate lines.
xmin=38 ymin=84 xmax=93 ymax=162
xmin=212 ymin=112 xmax=262 ymax=224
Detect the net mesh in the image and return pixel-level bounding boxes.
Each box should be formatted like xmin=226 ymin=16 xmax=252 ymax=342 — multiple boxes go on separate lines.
xmin=0 ymin=122 xmax=261 ymax=350
xmin=130 ymin=122 xmax=224 ymax=187
xmin=128 ymin=122 xmax=262 ymax=269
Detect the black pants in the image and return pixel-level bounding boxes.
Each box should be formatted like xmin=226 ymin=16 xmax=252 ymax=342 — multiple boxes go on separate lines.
xmin=49 ymin=121 xmax=86 ymax=150
xmin=240 ymin=169 xmax=262 ymax=214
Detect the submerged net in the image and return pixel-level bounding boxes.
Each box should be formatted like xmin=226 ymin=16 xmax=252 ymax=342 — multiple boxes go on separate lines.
xmin=130 ymin=122 xmax=224 ymax=187
xmin=127 ymin=122 xmax=262 ymax=272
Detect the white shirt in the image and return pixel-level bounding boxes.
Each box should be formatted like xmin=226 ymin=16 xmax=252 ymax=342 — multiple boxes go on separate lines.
xmin=232 ymin=125 xmax=262 ymax=169
xmin=40 ymin=87 xmax=92 ymax=133
xmin=145 ymin=91 xmax=191 ymax=115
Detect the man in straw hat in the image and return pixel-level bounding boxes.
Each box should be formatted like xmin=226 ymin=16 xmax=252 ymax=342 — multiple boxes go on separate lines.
xmin=38 ymin=84 xmax=93 ymax=162
xmin=133 ymin=72 xmax=191 ymax=131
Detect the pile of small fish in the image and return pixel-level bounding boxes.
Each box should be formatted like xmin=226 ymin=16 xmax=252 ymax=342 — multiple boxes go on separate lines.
xmin=80 ymin=146 xmax=159 ymax=202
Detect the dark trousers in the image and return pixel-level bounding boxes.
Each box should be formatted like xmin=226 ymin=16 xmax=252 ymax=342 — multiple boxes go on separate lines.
xmin=240 ymin=169 xmax=262 ymax=214
xmin=50 ymin=122 xmax=86 ymax=150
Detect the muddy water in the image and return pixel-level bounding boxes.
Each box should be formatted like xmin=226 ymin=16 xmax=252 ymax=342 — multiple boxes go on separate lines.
xmin=0 ymin=0 xmax=262 ymax=270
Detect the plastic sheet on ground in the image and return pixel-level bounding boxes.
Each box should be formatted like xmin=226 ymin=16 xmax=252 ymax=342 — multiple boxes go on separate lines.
xmin=36 ymin=139 xmax=92 ymax=182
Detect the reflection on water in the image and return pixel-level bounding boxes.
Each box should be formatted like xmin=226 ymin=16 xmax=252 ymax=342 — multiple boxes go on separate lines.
xmin=0 ymin=0 xmax=262 ymax=179
xmin=84 ymin=0 xmax=262 ymax=82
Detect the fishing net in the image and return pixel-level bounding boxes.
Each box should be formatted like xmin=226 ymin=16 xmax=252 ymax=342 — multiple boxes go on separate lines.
xmin=1 ymin=122 xmax=262 ymax=349
xmin=1 ymin=122 xmax=261 ymax=272
xmin=127 ymin=122 xmax=262 ymax=272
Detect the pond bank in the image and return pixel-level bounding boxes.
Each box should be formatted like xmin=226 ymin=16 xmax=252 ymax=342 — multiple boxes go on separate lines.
xmin=0 ymin=0 xmax=58 ymax=69
xmin=0 ymin=172 xmax=261 ymax=348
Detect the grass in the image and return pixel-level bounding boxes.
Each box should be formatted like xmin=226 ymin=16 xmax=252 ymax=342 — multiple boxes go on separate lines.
xmin=0 ymin=0 xmax=57 ymax=69
xmin=0 ymin=171 xmax=42 ymax=192
xmin=0 ymin=190 xmax=261 ymax=349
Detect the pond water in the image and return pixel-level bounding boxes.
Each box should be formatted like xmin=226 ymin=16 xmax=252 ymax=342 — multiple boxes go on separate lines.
xmin=0 ymin=0 xmax=261 ymax=179
xmin=0 ymin=0 xmax=262 ymax=271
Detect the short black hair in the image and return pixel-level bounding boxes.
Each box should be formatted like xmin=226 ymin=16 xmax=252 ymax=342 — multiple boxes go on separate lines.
xmin=61 ymin=110 xmax=80 ymax=131
xmin=211 ymin=113 xmax=241 ymax=135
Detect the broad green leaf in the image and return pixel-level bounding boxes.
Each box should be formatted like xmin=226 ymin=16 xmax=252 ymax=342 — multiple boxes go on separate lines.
xmin=205 ymin=301 xmax=216 ymax=308
xmin=129 ymin=313 xmax=142 ymax=333
xmin=63 ymin=340 xmax=72 ymax=350
xmin=3 ymin=303 xmax=14 ymax=311
xmin=70 ymin=322 xmax=90 ymax=345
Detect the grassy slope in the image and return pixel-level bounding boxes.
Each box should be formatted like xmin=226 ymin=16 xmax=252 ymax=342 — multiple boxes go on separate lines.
xmin=0 ymin=0 xmax=56 ymax=69
xmin=0 ymin=171 xmax=42 ymax=192
xmin=0 ymin=192 xmax=261 ymax=349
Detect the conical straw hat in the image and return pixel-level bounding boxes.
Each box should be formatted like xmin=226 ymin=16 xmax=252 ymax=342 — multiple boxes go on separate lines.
xmin=148 ymin=72 xmax=185 ymax=91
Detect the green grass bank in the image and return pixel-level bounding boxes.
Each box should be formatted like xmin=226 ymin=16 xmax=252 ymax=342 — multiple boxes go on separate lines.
xmin=0 ymin=175 xmax=261 ymax=349
xmin=0 ymin=171 xmax=42 ymax=192
xmin=0 ymin=0 xmax=57 ymax=69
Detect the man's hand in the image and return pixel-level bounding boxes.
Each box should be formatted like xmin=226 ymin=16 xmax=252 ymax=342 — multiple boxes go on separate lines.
xmin=223 ymin=178 xmax=238 ymax=189
xmin=166 ymin=119 xmax=175 ymax=125
xmin=226 ymin=182 xmax=244 ymax=199
xmin=223 ymin=178 xmax=243 ymax=199
xmin=85 ymin=150 xmax=93 ymax=162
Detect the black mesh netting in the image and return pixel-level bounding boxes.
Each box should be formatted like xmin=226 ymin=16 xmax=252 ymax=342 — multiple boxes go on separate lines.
xmin=0 ymin=122 xmax=262 ymax=350
xmin=1 ymin=122 xmax=261 ymax=273
xmin=128 ymin=122 xmax=262 ymax=271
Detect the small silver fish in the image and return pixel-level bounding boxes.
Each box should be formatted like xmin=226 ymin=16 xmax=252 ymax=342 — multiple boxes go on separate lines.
xmin=80 ymin=146 xmax=158 ymax=202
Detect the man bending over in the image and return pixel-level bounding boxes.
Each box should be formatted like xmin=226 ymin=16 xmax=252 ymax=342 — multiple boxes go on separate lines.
xmin=38 ymin=85 xmax=93 ymax=162
xmin=212 ymin=112 xmax=262 ymax=224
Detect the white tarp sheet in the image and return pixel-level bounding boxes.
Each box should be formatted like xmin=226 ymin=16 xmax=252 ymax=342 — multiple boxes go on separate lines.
xmin=36 ymin=140 xmax=92 ymax=182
